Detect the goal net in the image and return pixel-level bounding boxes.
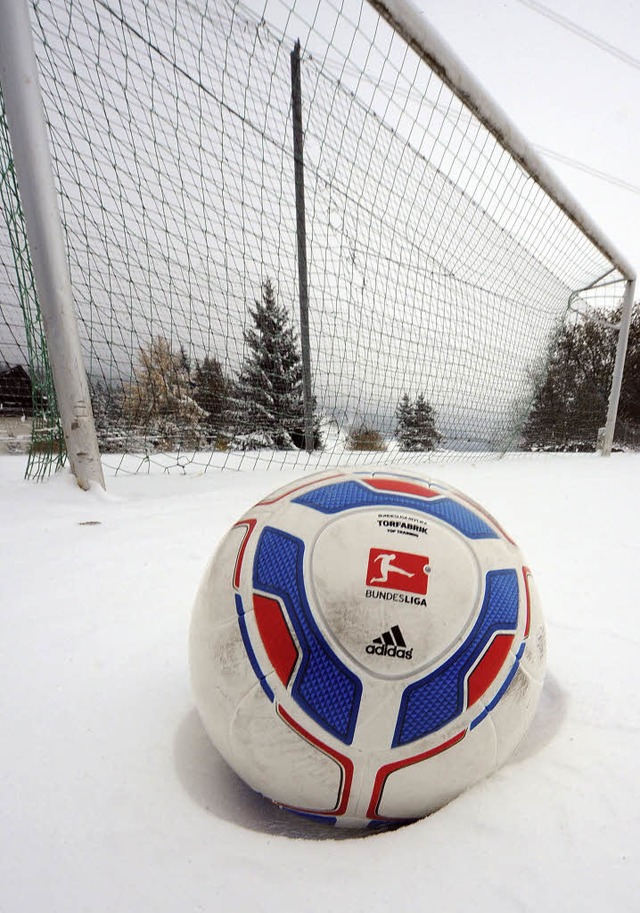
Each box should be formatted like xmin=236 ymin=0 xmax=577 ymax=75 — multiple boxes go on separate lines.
xmin=0 ymin=0 xmax=633 ymax=474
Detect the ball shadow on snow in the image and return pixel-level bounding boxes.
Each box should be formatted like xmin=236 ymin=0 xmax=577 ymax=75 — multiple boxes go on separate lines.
xmin=173 ymin=672 xmax=566 ymax=839
xmin=172 ymin=710 xmax=376 ymax=840
xmin=509 ymin=671 xmax=568 ymax=764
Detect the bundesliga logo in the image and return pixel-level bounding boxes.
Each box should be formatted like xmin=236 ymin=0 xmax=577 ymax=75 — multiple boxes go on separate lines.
xmin=365 ymin=547 xmax=430 ymax=595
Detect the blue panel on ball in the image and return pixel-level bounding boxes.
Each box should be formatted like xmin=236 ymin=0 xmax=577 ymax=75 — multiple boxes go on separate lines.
xmin=254 ymin=527 xmax=362 ymax=745
xmin=293 ymin=481 xmax=498 ymax=539
xmin=392 ymin=569 xmax=519 ymax=747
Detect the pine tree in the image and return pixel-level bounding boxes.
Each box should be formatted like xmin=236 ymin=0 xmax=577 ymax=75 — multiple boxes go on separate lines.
xmin=395 ymin=394 xmax=413 ymax=446
xmin=193 ymin=355 xmax=232 ymax=442
xmin=232 ymin=279 xmax=321 ymax=450
xmin=90 ymin=378 xmax=126 ymax=452
xmin=396 ymin=392 xmax=441 ymax=451
xmin=522 ymin=313 xmax=616 ymax=451
xmin=617 ymin=304 xmax=640 ymax=440
xmin=413 ymin=394 xmax=442 ymax=450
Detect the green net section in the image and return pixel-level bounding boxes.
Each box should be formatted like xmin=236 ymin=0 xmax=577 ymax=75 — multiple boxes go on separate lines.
xmin=0 ymin=89 xmax=65 ymax=479
xmin=0 ymin=0 xmax=631 ymax=476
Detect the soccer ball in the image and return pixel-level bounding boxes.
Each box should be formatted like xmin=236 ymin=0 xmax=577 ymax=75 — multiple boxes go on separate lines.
xmin=189 ymin=466 xmax=546 ymax=827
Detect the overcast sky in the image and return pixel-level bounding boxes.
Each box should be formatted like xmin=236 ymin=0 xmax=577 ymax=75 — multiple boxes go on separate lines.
xmin=413 ymin=0 xmax=639 ymax=281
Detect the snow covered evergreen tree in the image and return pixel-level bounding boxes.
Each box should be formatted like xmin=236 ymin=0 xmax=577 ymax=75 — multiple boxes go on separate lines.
xmin=522 ymin=313 xmax=615 ymax=451
xmin=231 ymin=280 xmax=321 ymax=449
xmin=522 ymin=304 xmax=640 ymax=450
xmin=89 ymin=378 xmax=127 ymax=452
xmin=618 ymin=304 xmax=640 ymax=444
xmin=395 ymin=394 xmax=413 ymax=447
xmin=193 ymin=355 xmax=232 ymax=443
xmin=396 ymin=393 xmax=441 ymax=451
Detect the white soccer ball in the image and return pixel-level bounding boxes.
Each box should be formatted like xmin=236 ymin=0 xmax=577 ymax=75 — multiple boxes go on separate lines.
xmin=189 ymin=466 xmax=546 ymax=827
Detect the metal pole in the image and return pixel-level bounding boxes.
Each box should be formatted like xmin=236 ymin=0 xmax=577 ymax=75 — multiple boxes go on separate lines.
xmin=600 ymin=277 xmax=636 ymax=456
xmin=0 ymin=0 xmax=104 ymax=489
xmin=290 ymin=40 xmax=314 ymax=454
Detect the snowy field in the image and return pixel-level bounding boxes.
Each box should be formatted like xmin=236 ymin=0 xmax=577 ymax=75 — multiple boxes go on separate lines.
xmin=1 ymin=451 xmax=639 ymax=912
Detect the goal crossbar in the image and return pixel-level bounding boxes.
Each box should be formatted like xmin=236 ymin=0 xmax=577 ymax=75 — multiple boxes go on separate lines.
xmin=371 ymin=0 xmax=635 ymax=284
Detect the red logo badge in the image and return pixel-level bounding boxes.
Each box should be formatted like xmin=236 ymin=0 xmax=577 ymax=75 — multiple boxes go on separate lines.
xmin=365 ymin=548 xmax=430 ymax=595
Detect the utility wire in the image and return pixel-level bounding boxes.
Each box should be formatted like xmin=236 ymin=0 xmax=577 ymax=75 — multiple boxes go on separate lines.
xmin=512 ymin=0 xmax=640 ymax=72
xmin=535 ymin=145 xmax=640 ymax=196
xmin=322 ymin=55 xmax=640 ymax=198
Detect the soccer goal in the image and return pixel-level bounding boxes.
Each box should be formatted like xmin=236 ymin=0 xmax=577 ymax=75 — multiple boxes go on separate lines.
xmin=0 ymin=0 xmax=635 ymax=484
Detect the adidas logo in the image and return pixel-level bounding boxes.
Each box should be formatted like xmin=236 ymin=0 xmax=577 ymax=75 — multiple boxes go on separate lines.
xmin=366 ymin=625 xmax=413 ymax=660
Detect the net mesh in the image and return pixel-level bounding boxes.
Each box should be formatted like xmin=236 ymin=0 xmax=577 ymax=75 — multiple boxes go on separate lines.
xmin=0 ymin=0 xmax=629 ymax=474
xmin=0 ymin=90 xmax=65 ymax=476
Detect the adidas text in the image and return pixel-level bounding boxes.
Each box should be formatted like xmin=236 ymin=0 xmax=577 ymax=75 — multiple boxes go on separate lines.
xmin=365 ymin=643 xmax=413 ymax=660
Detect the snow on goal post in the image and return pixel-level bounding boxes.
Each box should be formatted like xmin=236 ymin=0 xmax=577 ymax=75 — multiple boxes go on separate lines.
xmin=0 ymin=0 xmax=635 ymax=477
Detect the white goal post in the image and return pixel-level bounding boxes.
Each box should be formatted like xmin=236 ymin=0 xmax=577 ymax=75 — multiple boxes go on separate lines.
xmin=0 ymin=0 xmax=104 ymax=488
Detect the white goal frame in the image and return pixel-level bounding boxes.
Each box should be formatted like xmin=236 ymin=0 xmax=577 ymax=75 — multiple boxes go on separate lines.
xmin=0 ymin=0 xmax=635 ymax=487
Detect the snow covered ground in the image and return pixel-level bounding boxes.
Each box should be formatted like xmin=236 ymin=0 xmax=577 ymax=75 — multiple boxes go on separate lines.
xmin=1 ymin=452 xmax=639 ymax=912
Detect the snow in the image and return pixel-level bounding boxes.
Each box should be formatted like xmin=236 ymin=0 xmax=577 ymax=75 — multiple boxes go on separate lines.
xmin=1 ymin=452 xmax=639 ymax=912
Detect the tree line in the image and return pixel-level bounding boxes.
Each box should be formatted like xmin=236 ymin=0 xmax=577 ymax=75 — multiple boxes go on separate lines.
xmin=522 ymin=303 xmax=640 ymax=451
xmin=90 ymin=279 xmax=441 ymax=453
xmin=91 ymin=284 xmax=638 ymax=456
